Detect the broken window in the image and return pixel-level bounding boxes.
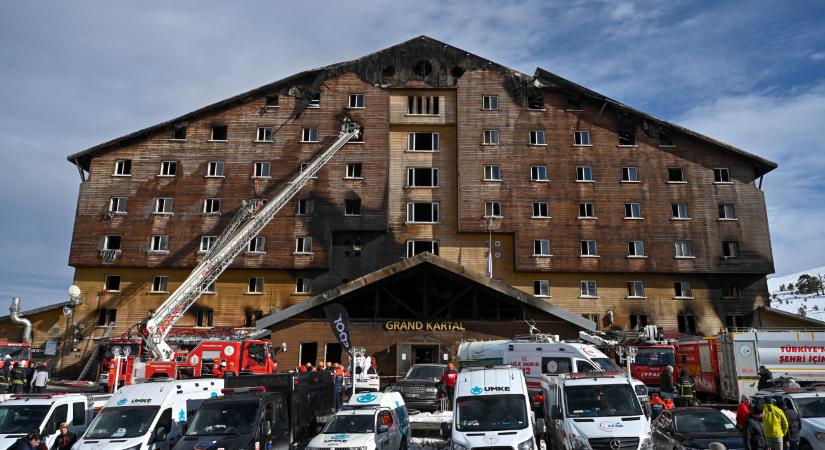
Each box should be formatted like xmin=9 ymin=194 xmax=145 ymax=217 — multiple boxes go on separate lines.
xmin=671 ymin=203 xmax=690 ymax=219
xmin=667 ymin=167 xmax=685 ymax=182
xmin=627 ymin=240 xmax=645 ymax=257
xmin=658 ymin=132 xmax=674 ymax=147
xmin=723 ymin=241 xmax=740 ymax=258
xmin=171 ymin=126 xmax=187 ymax=140
xmin=247 ymin=235 xmax=265 ymax=253
xmin=109 ymin=197 xmax=127 ymax=214
xmin=154 ymin=198 xmax=173 ymax=214
xmin=483 ymin=165 xmax=501 ymax=181
xmin=533 ymin=280 xmax=550 ymax=297
xmin=719 ymin=203 xmax=736 ymax=220
xmin=622 ymin=167 xmax=639 ymax=182
xmin=531 ymin=165 xmax=548 ymax=181
xmin=196 ymin=309 xmax=214 ymax=327
xmin=482 ymin=129 xmax=500 ymax=145
xmin=574 ymin=131 xmax=591 ymax=146
xmin=675 ymin=240 xmax=694 ymax=258
xmin=210 ymin=125 xmax=228 ymax=141
xmin=114 ymin=160 xmax=132 ymax=176
xmin=533 ymin=239 xmax=552 ymax=256
xmin=566 ymin=98 xmax=583 ymax=111
xmin=104 ymin=275 xmax=121 ymax=292
xmin=580 ymin=240 xmax=598 ymax=256
xmin=200 ymin=236 xmax=216 ymax=253
xmin=723 ymin=285 xmax=740 ymax=298
xmin=244 ymin=310 xmax=264 ymax=327
xmin=207 ymin=161 xmax=224 ymax=177
xmin=295 ymin=277 xmax=310 ymax=293
xmin=407 ymin=132 xmax=439 ymax=151
xmin=265 ymin=95 xmax=279 ymax=107
xmin=256 ymin=127 xmax=273 ymax=142
xmin=407 ymin=95 xmax=439 ymax=115
xmin=348 ymin=94 xmax=365 ymax=108
xmin=159 ymin=161 xmax=177 ymax=177
xmin=714 ymin=168 xmax=731 ymax=183
xmin=253 ymin=162 xmax=271 ymax=178
xmin=678 ymin=314 xmax=696 ymax=332
xmin=579 ymin=202 xmax=595 ymax=218
xmin=344 ymin=199 xmax=361 ymax=216
xmin=618 ymin=130 xmax=635 ymax=146
xmin=406 ymin=202 xmax=439 ymax=223
xmin=627 ymin=281 xmax=645 ymax=298
xmin=203 ymin=280 xmax=216 ymax=293
xmin=484 ymin=201 xmax=502 ymax=218
xmin=630 ymin=314 xmax=649 ymax=329
xmin=248 ymin=277 xmax=265 ymax=293
xmin=345 ymin=163 xmax=363 ymax=179
xmin=295 ymin=237 xmax=313 ymax=253
xmin=301 ymin=128 xmax=319 ymax=142
xmin=527 ymin=94 xmax=544 ymax=110
xmin=350 ymin=127 xmax=364 ymax=142
xmin=406 ymin=168 xmax=438 ymax=187
xmin=308 ymin=92 xmax=321 ymax=108
xmin=624 ymin=203 xmax=642 ymax=219
xmin=529 ymin=130 xmax=546 ymax=145
xmin=297 ymin=198 xmax=314 ymax=215
xmin=725 ymin=314 xmax=744 ymax=330
xmin=151 ymin=276 xmax=168 ymax=293
xmin=202 ymin=198 xmax=221 ymax=214
xmin=406 ymin=240 xmax=439 ymax=257
xmin=97 ymin=308 xmax=117 ymax=326
xmin=482 ymin=95 xmax=499 ymax=110
xmin=576 ymin=166 xmax=593 ymax=181
xmin=150 ymin=235 xmax=168 ymax=252
xmin=580 ymin=280 xmax=598 ymax=297
xmin=532 ymin=202 xmax=549 ymax=218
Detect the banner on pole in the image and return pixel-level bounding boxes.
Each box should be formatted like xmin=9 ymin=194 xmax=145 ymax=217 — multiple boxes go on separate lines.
xmin=324 ymin=303 xmax=353 ymax=355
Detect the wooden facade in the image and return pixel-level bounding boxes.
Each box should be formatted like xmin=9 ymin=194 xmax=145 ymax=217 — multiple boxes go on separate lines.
xmin=57 ymin=36 xmax=776 ymax=374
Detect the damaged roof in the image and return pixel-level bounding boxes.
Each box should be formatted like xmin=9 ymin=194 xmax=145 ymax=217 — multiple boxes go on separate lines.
xmin=66 ymin=35 xmax=776 ymax=175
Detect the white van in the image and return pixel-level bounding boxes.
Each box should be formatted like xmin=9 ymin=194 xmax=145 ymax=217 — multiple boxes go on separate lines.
xmin=75 ymin=378 xmax=223 ymax=450
xmin=451 ymin=367 xmax=537 ymax=450
xmin=0 ymin=393 xmax=110 ymax=448
xmin=307 ymin=392 xmax=411 ymax=450
xmin=540 ymin=373 xmax=652 ymax=450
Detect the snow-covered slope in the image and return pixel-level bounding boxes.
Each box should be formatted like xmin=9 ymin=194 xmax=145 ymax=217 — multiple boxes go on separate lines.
xmin=768 ymin=265 xmax=825 ymax=292
xmin=768 ymin=266 xmax=825 ymax=321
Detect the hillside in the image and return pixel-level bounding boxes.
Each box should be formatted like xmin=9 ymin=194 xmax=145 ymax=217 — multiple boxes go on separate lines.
xmin=767 ymin=266 xmax=825 ymax=321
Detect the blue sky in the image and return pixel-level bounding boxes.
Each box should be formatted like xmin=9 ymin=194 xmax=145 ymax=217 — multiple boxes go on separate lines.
xmin=1 ymin=0 xmax=824 ymax=308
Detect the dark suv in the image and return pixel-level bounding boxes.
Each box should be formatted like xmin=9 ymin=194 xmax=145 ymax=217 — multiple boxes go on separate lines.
xmin=391 ymin=363 xmax=447 ymax=412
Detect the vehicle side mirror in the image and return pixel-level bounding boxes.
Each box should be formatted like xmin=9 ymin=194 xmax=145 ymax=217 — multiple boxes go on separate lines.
xmin=551 ymin=405 xmax=562 ymax=420
xmin=153 ymin=426 xmax=167 ymax=443
xmin=262 ymin=420 xmax=272 ymax=436
xmin=378 ymin=424 xmax=390 ymax=434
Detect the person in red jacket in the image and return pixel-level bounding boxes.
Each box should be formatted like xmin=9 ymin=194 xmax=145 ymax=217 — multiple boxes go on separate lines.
xmin=736 ymin=396 xmax=751 ymax=429
xmin=441 ymin=363 xmax=459 ymax=409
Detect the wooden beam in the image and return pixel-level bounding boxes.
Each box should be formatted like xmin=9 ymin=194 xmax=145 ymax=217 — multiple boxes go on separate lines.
xmin=380 ymin=286 xmax=423 ymax=319
xmin=430 ymin=285 xmax=473 ymax=318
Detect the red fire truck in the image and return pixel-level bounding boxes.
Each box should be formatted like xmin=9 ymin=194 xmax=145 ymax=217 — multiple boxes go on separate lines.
xmin=0 ymin=341 xmax=32 ymax=369
xmin=675 ymin=337 xmax=720 ymax=395
xmin=629 ymin=343 xmax=677 ymax=389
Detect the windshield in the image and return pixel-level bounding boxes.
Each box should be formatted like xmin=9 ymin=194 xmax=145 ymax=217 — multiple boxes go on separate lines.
xmin=674 ymin=411 xmax=737 ymax=433
xmin=0 ymin=346 xmax=31 ymax=360
xmin=85 ymin=406 xmax=159 ymax=439
xmin=633 ymin=348 xmax=675 ymax=367
xmin=565 ymin=384 xmax=643 ymax=418
xmin=405 ymin=366 xmax=444 ymax=380
xmin=0 ymin=405 xmax=49 ymax=433
xmin=324 ymin=414 xmax=375 ymax=434
xmin=794 ymin=397 xmax=825 ymax=418
xmin=592 ymin=358 xmax=622 ymax=372
xmin=456 ymin=395 xmax=528 ymax=431
xmin=186 ymin=402 xmax=259 ymax=436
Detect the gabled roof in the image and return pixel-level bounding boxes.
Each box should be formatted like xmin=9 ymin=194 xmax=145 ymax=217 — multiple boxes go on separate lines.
xmin=0 ymin=301 xmax=71 ymax=322
xmin=67 ymin=36 xmax=776 ymax=176
xmin=255 ymin=252 xmax=597 ymax=331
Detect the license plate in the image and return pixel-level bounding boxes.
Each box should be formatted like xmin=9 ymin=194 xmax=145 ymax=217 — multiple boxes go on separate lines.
xmin=407 ymin=393 xmax=420 ymax=398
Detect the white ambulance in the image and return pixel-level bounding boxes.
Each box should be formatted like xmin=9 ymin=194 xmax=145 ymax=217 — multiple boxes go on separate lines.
xmin=74 ymin=378 xmax=223 ymax=450
xmin=0 ymin=393 xmax=109 ymax=448
xmin=540 ymin=373 xmax=652 ymax=450
xmin=451 ymin=366 xmax=537 ymax=450
xmin=307 ymin=391 xmax=411 ymax=450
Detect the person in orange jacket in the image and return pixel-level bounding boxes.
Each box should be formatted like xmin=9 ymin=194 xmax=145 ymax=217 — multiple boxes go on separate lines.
xmin=650 ymin=393 xmax=666 ymax=419
xmin=663 ymin=396 xmax=675 ymax=409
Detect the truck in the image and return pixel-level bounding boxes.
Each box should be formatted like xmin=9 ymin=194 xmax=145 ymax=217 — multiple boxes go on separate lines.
xmin=390 ymin=363 xmax=447 ymax=412
xmin=0 ymin=341 xmax=32 ymax=369
xmin=628 ymin=344 xmax=676 ymax=390
xmin=174 ymin=372 xmax=336 ymax=450
xmin=0 ymin=393 xmax=110 ymax=449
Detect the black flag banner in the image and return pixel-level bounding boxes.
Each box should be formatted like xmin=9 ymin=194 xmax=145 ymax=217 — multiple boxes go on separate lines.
xmin=323 ymin=303 xmax=353 ymax=355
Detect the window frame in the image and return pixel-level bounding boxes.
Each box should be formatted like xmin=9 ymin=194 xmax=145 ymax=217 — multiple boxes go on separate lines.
xmin=532 ymin=239 xmax=552 ymax=257
xmin=295 ymin=277 xmax=311 ymax=294
xmin=265 ymin=95 xmax=279 ymax=108
xmin=675 ymin=240 xmax=695 ymax=258
xmin=149 ymin=235 xmax=169 ymax=253
xmin=718 ymin=203 xmax=737 ymax=220
xmin=199 ymin=235 xmax=217 ymax=253
xmin=294 ymin=237 xmax=313 ymax=254
xmin=406 ymin=202 xmax=440 ymax=224
xmin=617 ymin=130 xmax=636 ymax=147
xmin=407 ymin=132 xmax=440 ymax=152
xmin=210 ymin=125 xmax=228 ymax=142
xmin=154 ymin=197 xmax=173 ymax=215
xmin=406 ymin=167 xmax=439 ymax=188
xmin=627 ymin=240 xmax=646 ymax=258
xmin=247 ymin=277 xmax=265 ymax=294
xmin=150 ymin=276 xmax=169 ymax=293
xmin=300 ymin=127 xmax=319 ymax=143
xmin=299 ymin=162 xmax=319 ymax=179
xmin=345 ymin=163 xmax=363 ymax=179
xmin=484 ymin=201 xmax=503 ymax=218
xmin=104 ymin=275 xmax=121 ymax=292
xmin=722 ymin=240 xmax=740 ymax=258
xmin=483 ymin=164 xmax=502 ymax=181
xmin=533 ymin=280 xmax=551 ymax=298
xmin=624 ymin=202 xmax=643 ymax=219
xmin=578 ymin=202 xmax=596 ymax=219
xmin=171 ymin=126 xmax=187 ymax=141
xmin=406 ymin=240 xmax=440 ymax=258
xmin=667 ymin=167 xmax=686 ymax=183
xmin=202 ymin=198 xmax=221 ymax=215
xmin=529 ymin=130 xmax=546 ymax=146
xmin=481 ymin=95 xmax=499 ymax=111
xmin=206 ymin=161 xmax=224 ymax=178
xmin=671 ymin=203 xmax=690 ymax=220
xmin=530 ymin=165 xmax=549 ymax=181
xmin=247 ymin=235 xmax=266 ymax=254
xmin=256 ymin=127 xmax=274 ymax=142
xmin=406 ymin=95 xmax=440 ymax=115
xmin=308 ymin=92 xmax=321 ymax=108
xmin=627 ymin=281 xmax=646 ymax=299
xmin=297 ymin=198 xmax=314 ymax=215
xmin=113 ymin=159 xmax=132 ymax=176
xmin=252 ymin=161 xmax=271 ymax=179
xmin=674 ymin=281 xmax=694 ymax=299
xmin=713 ymin=167 xmax=732 ymax=184
xmin=109 ymin=197 xmax=127 ymax=214
xmin=348 ymin=93 xmax=365 ymax=109
xmin=531 ymin=202 xmax=550 ymax=219
xmin=580 ymin=280 xmax=598 ymax=298
xmin=344 ymin=199 xmax=362 ymax=216
xmin=576 ymin=165 xmax=593 ymax=182
xmin=580 ymin=240 xmax=599 ymax=257
xmin=573 ymin=130 xmax=592 ymax=147
xmin=158 ymin=160 xmax=177 ymax=177
xmin=621 ymin=167 xmax=639 ymax=182
xmin=482 ymin=129 xmax=500 ymax=146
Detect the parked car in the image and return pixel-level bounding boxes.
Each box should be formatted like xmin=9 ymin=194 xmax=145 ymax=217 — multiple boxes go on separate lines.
xmin=390 ymin=364 xmax=446 ymax=412
xmin=751 ymin=388 xmax=825 ymax=450
xmin=306 ymin=392 xmax=410 ymax=450
xmin=651 ymin=407 xmax=743 ymax=450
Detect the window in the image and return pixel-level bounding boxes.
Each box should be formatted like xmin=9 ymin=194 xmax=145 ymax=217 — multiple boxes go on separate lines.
xmin=253 ymin=162 xmax=271 ymax=178
xmin=202 ymin=198 xmax=221 ymax=214
xmin=483 ymin=165 xmax=502 ymax=181
xmin=247 ymin=235 xmax=265 ymax=253
xmin=483 ymin=129 xmax=500 ymax=145
xmin=299 ymin=162 xmax=319 ymax=179
xmin=622 ymin=167 xmax=639 ymax=182
xmin=531 ymin=165 xmax=549 ymax=181
xmin=677 ymin=314 xmax=697 ymax=333
xmin=196 ymin=309 xmax=214 ymax=327
xmin=159 ymin=161 xmax=177 ymax=177
xmin=533 ymin=280 xmax=550 ymax=297
xmin=154 ymin=197 xmax=173 ymax=214
xmin=723 ymin=285 xmax=740 ymax=298
xmin=725 ymin=314 xmax=745 ymax=330
xmin=210 ymin=125 xmax=228 ymax=141
xmin=529 ymin=130 xmax=546 ymax=145
xmin=200 ymin=236 xmax=217 ymax=253
xmin=301 ymin=128 xmax=319 ymax=143
xmin=206 ymin=161 xmax=224 ymax=177
xmin=576 ymin=166 xmax=593 ymax=182
xmin=150 ymin=235 xmax=168 ymax=252
xmin=248 ymin=277 xmax=264 ymax=293
xmin=72 ymin=402 xmax=85 ymax=426
xmin=527 ymin=94 xmax=544 ymax=110
xmin=574 ymin=131 xmax=591 ymax=146
xmin=256 ymin=127 xmax=273 ymax=142
xmin=104 ymin=275 xmax=121 ymax=292
xmin=406 ymin=202 xmax=439 ymax=223
xmin=532 ymin=202 xmax=549 ymax=218
xmin=344 ymin=199 xmax=361 ymax=216
xmin=171 ymin=126 xmax=187 ymax=140
xmin=675 ymin=281 xmax=694 ymax=299
xmin=627 ymin=281 xmax=645 ymax=298
xmin=407 ymin=132 xmax=439 ymax=151
xmin=350 ymin=128 xmax=364 ymax=142
xmin=667 ymin=167 xmax=685 ymax=182
xmin=484 ymin=201 xmax=502 ymax=218
xmin=295 ymin=237 xmax=313 ymax=254
xmin=265 ymin=95 xmax=279 ymax=107
xmin=203 ymin=280 xmax=216 ymax=293
xmin=109 ymin=197 xmax=127 ymax=214
xmin=297 ymin=199 xmax=314 ymax=215
xmin=345 ymin=163 xmax=363 ymax=179
xmin=624 ymin=203 xmax=642 ymax=219
xmin=618 ymin=130 xmax=635 ymax=146
xmin=579 ymin=202 xmax=595 ymax=218
xmin=407 ymin=240 xmax=439 ymax=257
xmin=723 ymin=241 xmax=740 ymax=258
xmin=714 ymin=168 xmax=731 ymax=183
xmin=580 ymin=280 xmax=598 ymax=298
xmin=114 ymin=160 xmax=132 ymax=176
xmin=658 ymin=132 xmax=674 ymax=147
xmin=295 ymin=277 xmax=310 ymax=293
xmin=407 ymin=95 xmax=439 ymax=115
xmin=96 ymin=308 xmax=117 ymax=326
xmin=672 ymin=203 xmax=690 ymax=219
xmin=533 ymin=239 xmax=552 ymax=256
xmin=675 ymin=240 xmax=694 ymax=258
xmin=482 ymin=95 xmax=499 ymax=110
xmin=629 ymin=314 xmax=649 ymax=329
xmin=348 ymin=94 xmax=365 ymax=108
xmin=151 ymin=276 xmax=168 ymax=293
xmin=102 ymin=235 xmax=121 ymax=251
xmin=627 ymin=240 xmax=646 ymax=257
xmin=580 ymin=240 xmax=598 ymax=256
xmin=407 ymin=168 xmax=438 ymax=187
xmin=244 ymin=310 xmax=264 ymax=327
xmin=308 ymin=92 xmax=321 ymax=108
xmin=566 ymin=98 xmax=583 ymax=111
xmin=719 ymin=203 xmax=736 ymax=220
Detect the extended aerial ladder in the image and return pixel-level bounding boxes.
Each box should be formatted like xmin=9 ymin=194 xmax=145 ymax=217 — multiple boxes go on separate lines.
xmin=141 ymin=119 xmax=360 ymax=361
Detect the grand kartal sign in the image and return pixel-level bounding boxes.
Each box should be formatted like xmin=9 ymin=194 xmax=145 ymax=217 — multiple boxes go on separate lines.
xmin=383 ymin=321 xmax=466 ymax=332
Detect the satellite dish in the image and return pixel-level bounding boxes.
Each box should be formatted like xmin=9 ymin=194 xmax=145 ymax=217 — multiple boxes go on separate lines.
xmin=68 ymin=285 xmax=81 ymax=299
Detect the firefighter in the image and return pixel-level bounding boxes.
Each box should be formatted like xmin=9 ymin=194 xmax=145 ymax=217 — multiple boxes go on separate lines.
xmin=213 ymin=360 xmax=226 ymax=378
xmin=10 ymin=362 xmax=27 ymax=394
xmin=676 ymin=369 xmax=696 ymax=407
xmin=0 ymin=357 xmax=9 ymax=393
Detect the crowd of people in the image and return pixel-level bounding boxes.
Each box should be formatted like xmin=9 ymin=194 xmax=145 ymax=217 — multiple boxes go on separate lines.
xmin=7 ymin=421 xmax=77 ymax=450
xmin=0 ymin=356 xmax=50 ymax=394
xmin=658 ymin=365 xmax=697 ymax=407
xmin=738 ymin=395 xmax=801 ymax=450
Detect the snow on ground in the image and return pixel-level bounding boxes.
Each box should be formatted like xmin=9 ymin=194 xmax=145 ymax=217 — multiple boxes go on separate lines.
xmin=410 ymin=438 xmax=449 ymax=450
xmin=767 ymin=266 xmax=825 ymax=322
xmin=409 ymin=411 xmax=452 ymax=423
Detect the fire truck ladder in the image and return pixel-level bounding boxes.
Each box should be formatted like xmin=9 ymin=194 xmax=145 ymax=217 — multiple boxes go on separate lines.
xmin=142 ymin=119 xmax=360 ymax=361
